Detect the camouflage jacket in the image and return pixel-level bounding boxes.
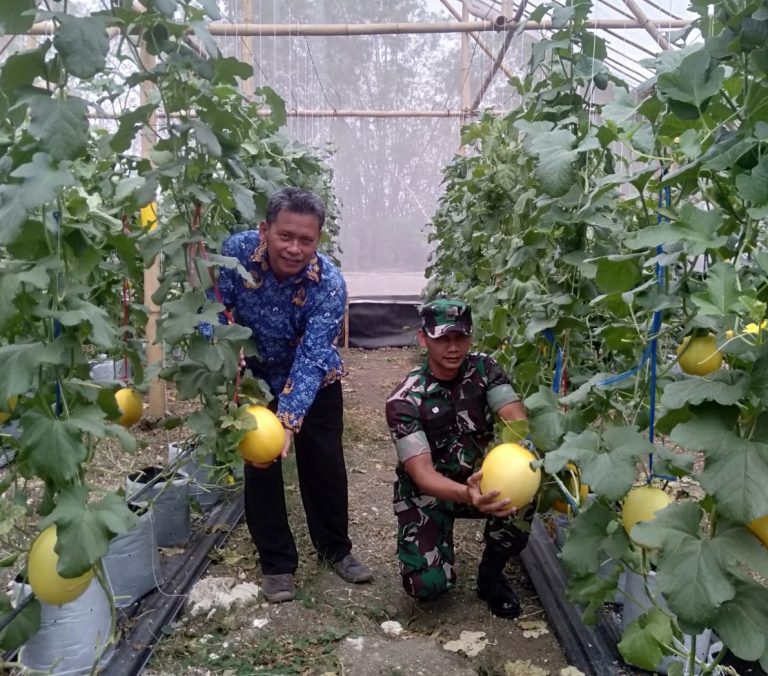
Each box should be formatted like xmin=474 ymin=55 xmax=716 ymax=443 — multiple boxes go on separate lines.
xmin=385 ymin=353 xmax=519 ymax=505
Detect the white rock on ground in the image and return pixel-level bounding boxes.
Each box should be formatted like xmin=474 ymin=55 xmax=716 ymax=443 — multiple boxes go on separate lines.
xmin=337 ymin=636 xmax=476 ymax=676
xmin=442 ymin=630 xmax=489 ymax=658
xmin=380 ymin=620 xmax=403 ymax=636
xmin=187 ymin=576 xmax=261 ymax=617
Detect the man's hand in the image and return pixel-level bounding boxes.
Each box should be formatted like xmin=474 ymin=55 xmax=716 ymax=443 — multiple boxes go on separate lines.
xmin=245 ymin=428 xmax=294 ymax=470
xmin=466 ymin=470 xmax=517 ymax=518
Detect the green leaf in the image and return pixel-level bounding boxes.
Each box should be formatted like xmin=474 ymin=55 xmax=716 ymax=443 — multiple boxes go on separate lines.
xmin=0 ymin=342 xmax=43 ymax=402
xmin=228 ymin=182 xmax=256 ymax=222
xmin=10 ymin=153 xmax=77 ymax=208
xmin=525 ymin=387 xmax=565 ymax=451
xmin=0 ymin=185 xmax=28 ymax=245
xmin=625 ymin=203 xmax=726 ymax=255
xmin=580 ymin=32 xmax=607 ymax=61
xmin=197 ymin=0 xmax=221 ymax=19
xmin=190 ymin=20 xmax=220 ymax=59
xmin=500 ymin=419 xmax=530 ymax=444
xmin=618 ymin=608 xmax=674 ymax=671
xmin=602 ymin=88 xmax=638 ymax=125
xmin=0 ymin=273 xmax=21 ymax=331
xmin=19 ymin=411 xmax=88 ymax=486
xmin=147 ymin=0 xmax=178 ymax=18
xmin=53 ymin=15 xmax=109 ymax=79
xmin=109 ymin=104 xmax=156 ymax=153
xmin=677 ymin=129 xmax=701 ymax=158
xmin=26 ymin=93 xmax=89 ymax=161
xmin=702 ymin=138 xmax=757 ymax=172
xmin=565 ymin=570 xmax=622 ymax=621
xmin=551 ymin=4 xmax=575 ymax=28
xmin=670 ymin=419 xmax=768 ymax=523
xmin=736 ymin=156 xmax=768 ymax=216
xmin=526 ymin=129 xmax=578 ymax=197
xmin=656 ymin=47 xmax=725 ymax=109
xmin=36 ymin=299 xmax=117 ymax=347
xmin=0 ymin=0 xmax=36 ymax=35
xmin=104 ymin=422 xmax=138 ymax=454
xmin=711 ymin=582 xmax=768 ymax=662
xmin=690 ymin=263 xmax=739 ymax=315
xmin=594 ymin=256 xmax=642 ymax=294
xmin=191 ymin=119 xmax=221 ymax=157
xmin=42 ymin=487 xmax=139 ymax=576
xmin=545 ymin=426 xmax=653 ymax=500
xmin=749 ymin=346 xmax=768 ymax=408
xmin=633 ymin=502 xmax=735 ymax=630
xmin=715 ymin=522 xmax=768 ymax=580
xmin=158 ymin=292 xmax=223 ymax=345
xmin=0 ymin=596 xmax=41 ymax=651
xmin=212 ymin=56 xmax=253 ymax=84
xmin=256 ymin=86 xmax=286 ymax=127
xmin=560 ymin=501 xmax=629 ymax=576
xmin=660 ymin=372 xmax=748 ymax=409
xmin=0 ymin=42 xmax=49 ymax=105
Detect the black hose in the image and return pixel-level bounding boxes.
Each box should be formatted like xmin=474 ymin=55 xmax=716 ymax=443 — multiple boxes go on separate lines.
xmin=102 ymin=493 xmax=244 ymax=676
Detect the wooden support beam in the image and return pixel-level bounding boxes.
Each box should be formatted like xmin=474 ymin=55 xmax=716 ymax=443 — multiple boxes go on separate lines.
xmin=469 ymin=0 xmax=528 ymax=110
xmin=439 ymin=0 xmax=515 ymax=81
xmin=622 ymin=0 xmax=673 ymax=50
xmin=459 ymin=3 xmax=472 ymax=127
xmin=24 ymin=18 xmax=691 ymax=37
xmin=139 ymin=46 xmax=167 ymax=419
xmin=274 ymin=108 xmax=469 ymax=117
xmin=240 ymin=0 xmax=255 ymax=98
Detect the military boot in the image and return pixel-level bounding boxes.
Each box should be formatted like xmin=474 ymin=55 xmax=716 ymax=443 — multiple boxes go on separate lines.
xmin=476 ymin=548 xmax=521 ymax=618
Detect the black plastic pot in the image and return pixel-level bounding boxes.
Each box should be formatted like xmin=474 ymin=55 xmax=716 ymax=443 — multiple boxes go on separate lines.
xmin=125 ymin=466 xmax=191 ymax=547
xmin=102 ymin=504 xmax=163 ymax=609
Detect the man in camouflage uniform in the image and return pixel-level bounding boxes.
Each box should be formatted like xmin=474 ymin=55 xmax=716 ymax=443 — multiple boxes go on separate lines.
xmin=385 ymin=299 xmax=530 ymax=617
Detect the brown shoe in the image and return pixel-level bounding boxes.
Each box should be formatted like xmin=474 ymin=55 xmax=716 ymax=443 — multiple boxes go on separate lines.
xmin=261 ymin=573 xmax=295 ymax=602
xmin=331 ymin=554 xmax=374 ymax=583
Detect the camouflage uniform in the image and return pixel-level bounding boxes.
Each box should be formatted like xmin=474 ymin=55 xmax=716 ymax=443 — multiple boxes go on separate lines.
xmin=385 ymin=350 xmax=530 ymax=601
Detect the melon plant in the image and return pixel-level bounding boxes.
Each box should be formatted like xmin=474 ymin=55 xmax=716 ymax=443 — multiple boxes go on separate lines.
xmin=0 ymin=0 xmax=339 ymax=652
xmin=428 ymin=0 xmax=768 ymax=671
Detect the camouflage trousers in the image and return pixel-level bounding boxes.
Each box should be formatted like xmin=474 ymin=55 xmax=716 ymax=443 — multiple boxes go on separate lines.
xmin=394 ymin=495 xmax=531 ymax=601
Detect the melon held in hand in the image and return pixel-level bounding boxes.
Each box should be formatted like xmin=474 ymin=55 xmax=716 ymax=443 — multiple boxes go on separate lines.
xmin=238 ymin=405 xmax=286 ymax=464
xmin=480 ymin=443 xmax=541 ymax=509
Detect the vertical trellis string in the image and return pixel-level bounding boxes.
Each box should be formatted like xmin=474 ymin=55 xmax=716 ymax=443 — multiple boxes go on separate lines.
xmin=647 ymin=182 xmax=671 ymax=482
xmin=53 ymin=210 xmax=63 ymax=417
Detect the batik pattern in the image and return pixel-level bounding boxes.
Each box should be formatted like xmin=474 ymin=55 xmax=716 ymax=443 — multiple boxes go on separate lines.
xmin=215 ymin=230 xmax=346 ymax=432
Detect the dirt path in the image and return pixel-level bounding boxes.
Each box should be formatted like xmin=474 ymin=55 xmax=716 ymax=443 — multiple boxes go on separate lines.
xmin=146 ymin=347 xmax=573 ymax=675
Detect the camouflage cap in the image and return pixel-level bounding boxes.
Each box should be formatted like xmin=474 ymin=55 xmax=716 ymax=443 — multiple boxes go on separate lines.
xmin=419 ymin=299 xmax=472 ymax=339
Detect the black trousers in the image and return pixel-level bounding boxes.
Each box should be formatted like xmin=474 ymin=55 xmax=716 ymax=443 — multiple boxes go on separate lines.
xmin=243 ymin=380 xmax=352 ymax=575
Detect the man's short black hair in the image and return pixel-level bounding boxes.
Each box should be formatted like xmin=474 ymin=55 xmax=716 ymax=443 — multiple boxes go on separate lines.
xmin=266 ymin=187 xmax=326 ymax=229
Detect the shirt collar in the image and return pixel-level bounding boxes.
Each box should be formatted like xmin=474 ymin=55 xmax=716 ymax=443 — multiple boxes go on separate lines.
xmin=250 ymin=239 xmax=322 ymax=285
xmin=420 ymin=357 xmax=467 ymax=390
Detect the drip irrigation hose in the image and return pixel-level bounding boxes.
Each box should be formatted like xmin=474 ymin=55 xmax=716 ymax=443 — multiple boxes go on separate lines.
xmin=102 ymin=493 xmax=244 ymax=676
xmin=520 ymin=516 xmax=622 ymax=676
xmin=2 ymin=493 xmax=244 ymax=674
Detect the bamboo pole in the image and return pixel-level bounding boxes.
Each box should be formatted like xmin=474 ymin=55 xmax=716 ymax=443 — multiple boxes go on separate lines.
xmin=276 ymin=109 xmax=468 ymax=117
xmin=240 ymin=0 xmax=255 ymax=98
xmin=460 ymin=3 xmax=471 ymax=127
xmin=139 ymin=46 xmax=167 ymax=418
xmin=438 ymin=0 xmax=515 ymax=80
xmin=621 ymin=0 xmax=672 ymax=50
xmin=88 ymin=108 xmax=470 ymax=120
xmin=24 ymin=18 xmax=691 ymax=37
xmin=469 ymin=0 xmax=528 ymax=110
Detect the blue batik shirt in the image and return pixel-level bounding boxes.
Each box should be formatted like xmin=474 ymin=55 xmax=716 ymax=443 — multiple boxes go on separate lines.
xmin=216 ymin=230 xmax=346 ymax=432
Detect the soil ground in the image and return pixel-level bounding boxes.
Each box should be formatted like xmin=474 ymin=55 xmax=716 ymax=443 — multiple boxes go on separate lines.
xmin=143 ymin=347 xmax=577 ymax=675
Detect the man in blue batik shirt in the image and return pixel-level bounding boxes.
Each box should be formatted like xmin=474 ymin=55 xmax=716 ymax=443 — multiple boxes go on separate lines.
xmin=215 ymin=187 xmax=373 ymax=602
